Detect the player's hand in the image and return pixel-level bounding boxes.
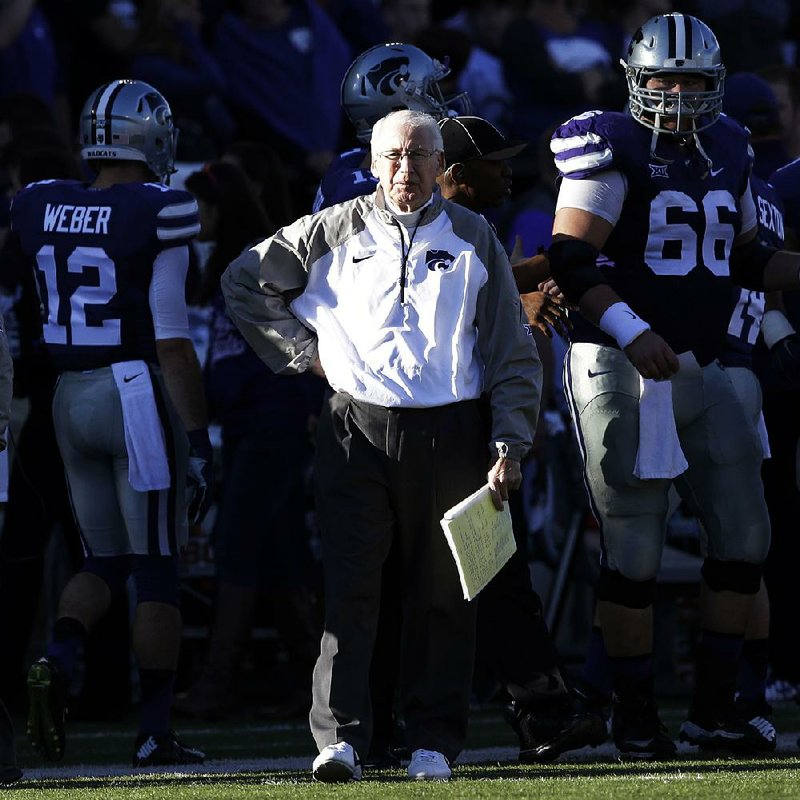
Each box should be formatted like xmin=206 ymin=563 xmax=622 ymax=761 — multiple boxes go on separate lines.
xmin=520 ymin=291 xmax=570 ymax=338
xmin=770 ymin=333 xmax=800 ymax=388
xmin=538 ymin=278 xmax=570 ymax=305
xmin=487 ymin=456 xmax=521 ymax=510
xmin=186 ymin=428 xmax=214 ymax=525
xmin=623 ymin=330 xmax=680 ymax=380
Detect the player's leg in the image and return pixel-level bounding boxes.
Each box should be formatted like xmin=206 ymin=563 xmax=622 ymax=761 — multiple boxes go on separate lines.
xmin=27 ymin=372 xmax=130 ymax=761
xmin=674 ymin=364 xmax=770 ymax=752
xmin=565 ymin=343 xmax=675 ymax=760
xmin=485 ymin=492 xmax=606 ymax=762
xmin=120 ymin=368 xmax=202 ymax=767
xmin=725 ymin=367 xmax=775 ymax=748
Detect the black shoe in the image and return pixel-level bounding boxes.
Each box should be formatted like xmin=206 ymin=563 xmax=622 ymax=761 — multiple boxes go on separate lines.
xmin=734 ymin=699 xmax=777 ymax=752
xmin=27 ymin=657 xmax=67 ymax=761
xmin=132 ymin=730 xmax=205 ymax=767
xmin=612 ymin=691 xmax=676 ymax=761
xmin=506 ymin=696 xmax=608 ymax=763
xmin=679 ymin=706 xmax=772 ymax=754
xmin=0 ymin=766 xmax=23 ymax=785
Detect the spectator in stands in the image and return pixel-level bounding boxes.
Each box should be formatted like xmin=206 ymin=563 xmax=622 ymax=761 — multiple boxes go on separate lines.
xmin=131 ymin=0 xmax=234 ymax=161
xmin=758 ymin=64 xmax=800 ymax=162
xmin=415 ymin=26 xmax=513 ymax=132
xmin=500 ymin=0 xmax=627 ymax=142
xmin=688 ymin=0 xmax=790 ymax=73
xmin=0 ymin=0 xmax=59 ymax=106
xmin=222 ymin=139 xmax=295 ymax=228
xmin=723 ymin=72 xmax=791 ymax=180
xmin=212 ymin=0 xmax=351 ymax=212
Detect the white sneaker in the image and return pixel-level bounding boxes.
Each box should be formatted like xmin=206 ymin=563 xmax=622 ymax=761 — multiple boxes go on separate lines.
xmin=312 ymin=742 xmax=362 ymax=782
xmin=407 ymin=748 xmax=451 ymax=781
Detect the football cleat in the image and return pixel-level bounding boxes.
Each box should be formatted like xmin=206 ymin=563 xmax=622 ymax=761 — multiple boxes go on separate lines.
xmin=132 ymin=730 xmax=205 ymax=768
xmin=506 ymin=697 xmax=607 ymax=763
xmin=27 ymin=657 xmax=67 ymax=761
xmin=679 ymin=708 xmax=770 ymax=754
xmin=735 ymin=699 xmax=777 ymax=752
xmin=612 ymin=691 xmax=677 ymax=761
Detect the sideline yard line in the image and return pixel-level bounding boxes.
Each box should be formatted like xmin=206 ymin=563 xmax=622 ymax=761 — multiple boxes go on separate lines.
xmin=18 ymin=736 xmax=800 ymax=782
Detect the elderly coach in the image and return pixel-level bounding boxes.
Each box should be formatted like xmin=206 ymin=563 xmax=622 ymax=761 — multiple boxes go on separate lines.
xmin=221 ymin=109 xmax=541 ymax=782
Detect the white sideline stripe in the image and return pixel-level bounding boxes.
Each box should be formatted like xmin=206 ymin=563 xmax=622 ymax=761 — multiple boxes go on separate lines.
xmin=18 ymin=735 xmax=800 ymax=782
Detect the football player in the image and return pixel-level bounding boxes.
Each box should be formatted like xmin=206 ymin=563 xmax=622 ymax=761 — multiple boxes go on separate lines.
xmin=548 ymin=12 xmax=800 ymax=759
xmin=11 ymin=79 xmax=210 ymax=767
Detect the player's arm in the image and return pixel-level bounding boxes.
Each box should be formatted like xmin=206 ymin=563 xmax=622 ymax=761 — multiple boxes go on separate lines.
xmin=149 ymin=245 xmax=208 ymax=431
xmin=150 ymin=244 xmax=211 ymax=523
xmin=550 ymin=178 xmax=679 ymax=380
xmin=731 ymin=182 xmax=800 ymax=292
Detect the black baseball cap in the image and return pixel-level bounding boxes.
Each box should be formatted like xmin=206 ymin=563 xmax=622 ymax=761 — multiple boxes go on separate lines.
xmin=438 ymin=116 xmax=527 ymax=166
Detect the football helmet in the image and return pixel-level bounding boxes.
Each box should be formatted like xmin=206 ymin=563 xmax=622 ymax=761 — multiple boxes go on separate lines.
xmin=79 ymin=79 xmax=177 ymax=182
xmin=623 ymin=13 xmax=726 ymax=136
xmin=341 ymin=43 xmax=469 ymax=143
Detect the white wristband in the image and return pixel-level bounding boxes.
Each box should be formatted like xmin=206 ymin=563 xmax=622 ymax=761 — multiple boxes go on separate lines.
xmin=761 ymin=309 xmax=796 ymax=349
xmin=598 ymin=302 xmax=651 ymax=349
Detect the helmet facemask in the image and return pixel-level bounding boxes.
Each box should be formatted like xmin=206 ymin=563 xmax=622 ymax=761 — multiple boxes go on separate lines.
xmin=623 ymin=13 xmax=726 ymax=138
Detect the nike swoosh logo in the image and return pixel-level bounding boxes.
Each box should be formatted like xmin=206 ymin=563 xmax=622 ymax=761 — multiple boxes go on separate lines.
xmin=123 ymin=373 xmax=143 ymax=383
xmin=353 ymin=254 xmax=375 ymax=263
xmin=587 ymin=369 xmax=613 ymax=378
xmin=710 ymin=167 xmax=724 ymax=176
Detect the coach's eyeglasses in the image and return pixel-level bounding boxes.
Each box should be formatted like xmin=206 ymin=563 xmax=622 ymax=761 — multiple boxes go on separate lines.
xmin=378 ymin=149 xmax=438 ymax=164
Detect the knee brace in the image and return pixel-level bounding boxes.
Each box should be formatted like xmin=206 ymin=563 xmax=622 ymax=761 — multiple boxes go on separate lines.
xmin=701 ymin=558 xmax=762 ymax=594
xmin=131 ymin=555 xmax=181 ymax=607
xmin=596 ymin=567 xmax=656 ymax=609
xmin=82 ymin=555 xmax=132 ymax=595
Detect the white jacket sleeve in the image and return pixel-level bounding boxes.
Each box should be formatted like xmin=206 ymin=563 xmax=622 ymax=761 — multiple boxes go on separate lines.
xmin=221 ymin=216 xmax=319 ymax=375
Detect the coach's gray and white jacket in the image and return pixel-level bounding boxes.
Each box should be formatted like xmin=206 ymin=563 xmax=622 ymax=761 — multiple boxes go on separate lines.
xmin=221 ymin=188 xmax=540 ymax=461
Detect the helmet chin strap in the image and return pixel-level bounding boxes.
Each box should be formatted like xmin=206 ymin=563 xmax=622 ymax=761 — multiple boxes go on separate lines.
xmin=647 ymin=126 xmax=714 ymax=178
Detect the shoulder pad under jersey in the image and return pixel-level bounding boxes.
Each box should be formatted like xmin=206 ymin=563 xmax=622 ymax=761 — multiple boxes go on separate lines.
xmin=550 ymin=110 xmax=644 ymax=179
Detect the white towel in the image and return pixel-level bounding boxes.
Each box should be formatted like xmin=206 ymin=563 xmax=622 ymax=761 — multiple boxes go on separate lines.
xmin=111 ymin=361 xmax=171 ymax=492
xmin=634 ymin=377 xmax=688 ymax=479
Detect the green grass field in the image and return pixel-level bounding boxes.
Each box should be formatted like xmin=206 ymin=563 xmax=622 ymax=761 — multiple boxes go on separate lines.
xmin=9 ymin=702 xmax=800 ymax=798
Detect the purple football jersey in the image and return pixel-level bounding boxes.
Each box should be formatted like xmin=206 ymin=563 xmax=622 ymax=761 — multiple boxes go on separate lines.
xmin=11 ymin=179 xmax=199 ymax=371
xmin=552 ymin=110 xmax=753 ymax=365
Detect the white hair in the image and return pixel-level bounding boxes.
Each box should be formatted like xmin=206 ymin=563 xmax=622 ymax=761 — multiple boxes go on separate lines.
xmin=371 ymin=110 xmax=444 ymax=152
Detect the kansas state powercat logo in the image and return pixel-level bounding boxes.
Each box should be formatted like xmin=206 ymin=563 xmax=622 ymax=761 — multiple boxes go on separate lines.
xmin=426 ymin=250 xmax=455 ymax=271
xmin=363 ymin=58 xmax=410 ymax=96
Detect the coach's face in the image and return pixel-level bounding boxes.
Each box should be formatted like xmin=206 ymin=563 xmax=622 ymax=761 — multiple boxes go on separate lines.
xmin=372 ymin=121 xmax=444 ymax=212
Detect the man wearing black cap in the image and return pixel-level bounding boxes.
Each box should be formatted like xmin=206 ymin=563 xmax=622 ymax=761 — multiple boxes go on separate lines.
xmin=438 ymin=116 xmax=567 ymax=338
xmin=437 ymin=114 xmax=606 ymax=764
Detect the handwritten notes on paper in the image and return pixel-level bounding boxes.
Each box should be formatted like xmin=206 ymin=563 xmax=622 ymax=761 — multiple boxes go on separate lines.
xmin=440 ymin=484 xmax=516 ymax=601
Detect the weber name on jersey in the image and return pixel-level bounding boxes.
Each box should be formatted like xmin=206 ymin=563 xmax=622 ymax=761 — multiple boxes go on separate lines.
xmin=11 ymin=179 xmax=199 ymax=371
xmin=552 ymin=110 xmax=753 ymax=366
